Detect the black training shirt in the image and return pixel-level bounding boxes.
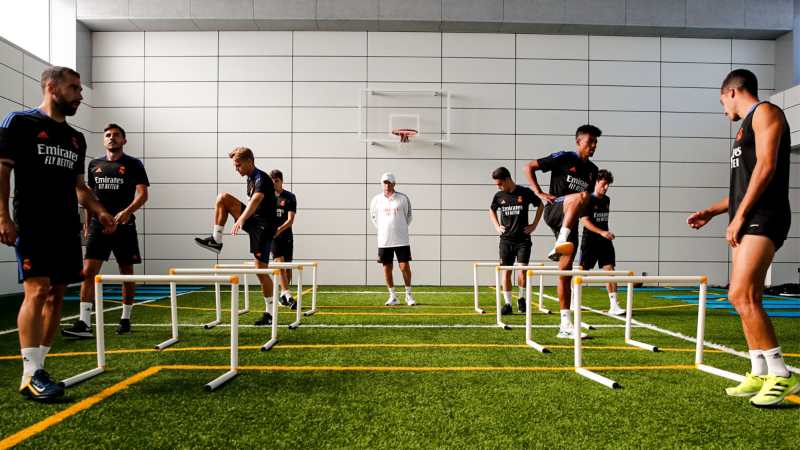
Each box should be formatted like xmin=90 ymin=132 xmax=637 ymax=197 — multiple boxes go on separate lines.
xmin=490 ymin=185 xmax=541 ymax=242
xmin=247 ymin=167 xmax=276 ymax=226
xmin=536 ymin=151 xmax=598 ymax=198
xmin=275 ymin=189 xmax=297 ymax=240
xmin=87 ymin=153 xmax=149 ymax=220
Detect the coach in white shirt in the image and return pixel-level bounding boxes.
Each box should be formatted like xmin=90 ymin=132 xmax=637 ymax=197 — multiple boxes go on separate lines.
xmin=370 ymin=172 xmax=415 ymax=306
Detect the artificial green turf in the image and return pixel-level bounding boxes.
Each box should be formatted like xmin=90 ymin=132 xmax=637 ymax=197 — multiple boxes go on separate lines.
xmin=0 ymin=285 xmax=798 ymax=448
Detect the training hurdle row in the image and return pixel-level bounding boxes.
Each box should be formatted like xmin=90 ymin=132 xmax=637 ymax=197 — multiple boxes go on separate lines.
xmin=63 ymin=274 xmax=242 ymax=391
xmin=571 ymin=274 xmax=707 ymax=389
xmin=212 ymin=261 xmax=320 ymax=320
xmin=473 ymin=262 xmax=559 ymax=314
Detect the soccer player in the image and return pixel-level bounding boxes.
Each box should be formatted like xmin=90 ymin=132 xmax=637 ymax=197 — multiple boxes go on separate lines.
xmin=687 ymin=69 xmax=798 ymax=407
xmin=62 ymin=123 xmax=149 ymax=338
xmin=525 ymin=124 xmax=600 ymax=339
xmin=270 ymin=169 xmax=297 ymax=309
xmin=579 ymin=169 xmax=624 ymax=316
xmin=0 ymin=67 xmax=116 ymax=401
xmin=370 ymin=172 xmax=415 ymax=306
xmin=489 ymin=167 xmax=543 ymax=315
xmin=194 ymin=147 xmax=277 ymax=326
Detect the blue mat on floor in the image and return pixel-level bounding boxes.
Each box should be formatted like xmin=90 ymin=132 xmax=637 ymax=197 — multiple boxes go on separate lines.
xmin=64 ymin=284 xmax=205 ymax=302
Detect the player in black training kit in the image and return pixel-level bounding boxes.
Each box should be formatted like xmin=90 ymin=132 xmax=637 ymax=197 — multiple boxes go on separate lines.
xmin=62 ymin=123 xmax=149 ymax=338
xmin=688 ymin=69 xmax=798 ymax=406
xmin=579 ymin=170 xmax=624 ymax=316
xmin=0 ymin=67 xmax=116 ymax=402
xmin=270 ymin=169 xmax=297 ymax=309
xmin=195 ymin=147 xmax=277 ymax=326
xmin=489 ymin=167 xmax=542 ymax=315
xmin=526 ymin=124 xmax=600 ymax=339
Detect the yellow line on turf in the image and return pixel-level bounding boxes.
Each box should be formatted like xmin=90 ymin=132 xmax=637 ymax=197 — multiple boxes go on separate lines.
xmin=0 ymin=366 xmax=161 ymax=450
xmin=159 ymin=363 xmax=696 ymax=372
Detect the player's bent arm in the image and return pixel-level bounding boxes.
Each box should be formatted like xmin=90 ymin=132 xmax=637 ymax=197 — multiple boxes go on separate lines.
xmin=275 ymin=210 xmax=295 ymax=236
xmin=581 ymin=216 xmax=606 ymax=235
xmin=75 ymin=175 xmax=109 ymax=217
xmin=124 ymin=184 xmax=149 ymax=215
xmin=525 ymin=160 xmax=545 ymax=195
xmin=733 ymin=105 xmax=783 ymax=221
xmin=238 ymin=192 xmax=263 ymax=223
xmin=404 ymin=195 xmax=412 ymax=225
xmin=531 ymin=204 xmax=543 ymax=231
xmin=488 ymin=209 xmax=502 ymax=230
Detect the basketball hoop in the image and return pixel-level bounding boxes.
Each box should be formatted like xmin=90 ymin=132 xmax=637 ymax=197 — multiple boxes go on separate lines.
xmin=392 ymin=128 xmax=417 ymax=143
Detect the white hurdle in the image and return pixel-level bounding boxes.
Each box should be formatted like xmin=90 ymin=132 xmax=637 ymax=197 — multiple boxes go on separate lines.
xmin=572 ymin=275 xmax=707 ymax=389
xmin=214 ymin=261 xmax=320 ymax=317
xmin=472 ymin=262 xmax=558 ymax=314
xmin=62 ymin=274 xmax=240 ymax=391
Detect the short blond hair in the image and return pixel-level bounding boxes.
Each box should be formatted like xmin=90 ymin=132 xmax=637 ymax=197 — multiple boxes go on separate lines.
xmin=228 ymin=147 xmax=254 ymax=161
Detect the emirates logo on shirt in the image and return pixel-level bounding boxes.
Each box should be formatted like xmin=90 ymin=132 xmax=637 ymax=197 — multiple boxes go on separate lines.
xmin=37 ymin=130 xmax=48 ymax=140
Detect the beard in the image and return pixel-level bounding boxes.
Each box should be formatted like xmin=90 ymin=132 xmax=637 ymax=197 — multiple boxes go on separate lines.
xmin=53 ymin=93 xmax=80 ymax=116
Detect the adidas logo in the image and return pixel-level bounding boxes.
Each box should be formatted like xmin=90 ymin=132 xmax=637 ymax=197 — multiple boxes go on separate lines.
xmin=37 ymin=130 xmax=48 ymax=140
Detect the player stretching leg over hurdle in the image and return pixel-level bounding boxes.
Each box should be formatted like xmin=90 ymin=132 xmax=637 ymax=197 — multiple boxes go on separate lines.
xmin=62 ymin=123 xmax=149 ymax=338
xmin=0 ymin=67 xmax=116 ymax=401
xmin=370 ymin=173 xmax=415 ymax=306
xmin=270 ymin=169 xmax=297 ymax=310
xmin=195 ymin=147 xmax=277 ymax=326
xmin=688 ymin=69 xmax=798 ymax=407
xmin=526 ymin=124 xmax=600 ymax=339
xmin=489 ymin=167 xmax=542 ymax=315
xmin=578 ymin=169 xmax=624 ymax=316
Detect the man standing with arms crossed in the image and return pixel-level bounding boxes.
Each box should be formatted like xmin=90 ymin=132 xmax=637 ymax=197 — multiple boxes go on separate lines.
xmin=62 ymin=123 xmax=149 ymax=338
xmin=370 ymin=173 xmax=415 ymax=306
xmin=194 ymin=148 xmax=277 ymax=326
xmin=0 ymin=67 xmax=116 ymax=401
xmin=526 ymin=125 xmax=600 ymax=339
xmin=688 ymin=69 xmax=797 ymax=407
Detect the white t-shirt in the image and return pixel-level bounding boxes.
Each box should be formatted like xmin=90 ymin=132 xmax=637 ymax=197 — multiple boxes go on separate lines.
xmin=370 ymin=191 xmax=412 ymax=248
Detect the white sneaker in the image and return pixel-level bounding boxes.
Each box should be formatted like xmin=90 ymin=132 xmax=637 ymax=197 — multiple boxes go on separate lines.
xmin=384 ymin=297 xmax=399 ymax=306
xmin=608 ymin=305 xmax=626 ymax=316
xmin=556 ymin=327 xmax=588 ymax=339
xmin=405 ymin=294 xmax=416 ymax=306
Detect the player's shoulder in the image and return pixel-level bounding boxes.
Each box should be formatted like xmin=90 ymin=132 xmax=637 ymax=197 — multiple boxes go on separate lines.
xmin=549 ymin=150 xmax=577 ymax=159
xmin=121 ymin=153 xmax=144 ymax=165
xmin=1 ymin=109 xmax=40 ymax=128
xmin=283 ymin=189 xmax=296 ymax=199
xmin=395 ymin=191 xmax=410 ymax=201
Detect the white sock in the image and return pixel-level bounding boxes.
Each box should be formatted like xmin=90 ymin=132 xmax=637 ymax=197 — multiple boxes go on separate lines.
xmin=557 ymin=227 xmax=571 ymax=242
xmin=502 ymin=291 xmax=512 ymax=305
xmin=388 ymin=287 xmax=397 ymax=299
xmin=39 ymin=345 xmax=50 ymax=368
xmin=263 ymin=296 xmax=273 ymax=313
xmin=748 ymin=349 xmax=767 ymax=376
xmin=518 ymin=286 xmax=525 ymax=299
xmin=763 ymin=347 xmax=790 ymax=377
xmin=212 ymin=224 xmax=224 ymax=243
xmin=21 ymin=347 xmax=41 ymax=377
xmin=608 ymin=292 xmax=619 ymax=308
xmin=560 ymin=309 xmax=572 ymax=329
xmin=121 ymin=303 xmax=133 ymax=320
xmin=404 ymin=286 xmax=412 ymax=295
xmin=80 ymin=302 xmax=93 ymax=327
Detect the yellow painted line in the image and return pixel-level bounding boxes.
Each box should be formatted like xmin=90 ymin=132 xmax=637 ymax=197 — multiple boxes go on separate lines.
xmin=159 ymin=363 xmax=696 ymax=373
xmin=0 ymin=366 xmax=161 ymax=450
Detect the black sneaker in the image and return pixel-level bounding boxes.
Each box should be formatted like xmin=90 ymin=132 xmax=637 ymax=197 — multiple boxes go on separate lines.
xmin=518 ymin=297 xmax=526 ymax=314
xmin=61 ymin=320 xmax=93 ymax=339
xmin=501 ymin=303 xmax=512 ymax=315
xmin=287 ymin=297 xmax=297 ymax=311
xmin=194 ymin=236 xmax=223 ymax=254
xmin=116 ymin=318 xmax=131 ymax=334
xmin=278 ymin=293 xmax=290 ymax=306
xmin=19 ymin=369 xmax=65 ymax=402
xmin=254 ymin=312 xmax=273 ymax=326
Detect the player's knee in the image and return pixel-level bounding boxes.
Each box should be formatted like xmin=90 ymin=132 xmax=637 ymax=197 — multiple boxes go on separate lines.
xmin=216 ymin=192 xmax=231 ymax=205
xmin=26 ymin=285 xmax=49 ymax=304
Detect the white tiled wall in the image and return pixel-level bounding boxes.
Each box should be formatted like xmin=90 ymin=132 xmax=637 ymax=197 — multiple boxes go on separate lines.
xmin=2 ymin=32 xmax=795 ymax=291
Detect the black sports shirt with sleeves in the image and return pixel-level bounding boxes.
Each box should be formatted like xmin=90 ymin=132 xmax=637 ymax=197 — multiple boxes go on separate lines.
xmin=536 ymin=151 xmax=598 ymax=198
xmin=247 ymin=167 xmax=276 ymax=226
xmin=87 ymin=153 xmax=149 ymax=220
xmin=0 ymin=109 xmax=86 ymax=232
xmin=275 ymin=189 xmax=297 ymax=240
xmin=490 ymin=185 xmax=541 ymax=242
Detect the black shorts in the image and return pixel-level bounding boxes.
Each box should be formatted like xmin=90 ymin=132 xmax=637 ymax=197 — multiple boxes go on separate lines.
xmin=543 ymin=204 xmax=578 ymax=246
xmin=741 ymin=212 xmax=790 ymax=250
xmin=499 ymin=239 xmax=531 ymax=266
xmin=580 ymin=238 xmax=616 ymax=269
xmin=272 ymin=236 xmax=293 ymax=261
xmin=85 ymin=221 xmax=142 ymax=265
xmin=15 ymin=230 xmax=83 ymax=285
xmin=239 ymin=203 xmax=273 ymax=263
xmin=378 ymin=246 xmax=412 ymax=264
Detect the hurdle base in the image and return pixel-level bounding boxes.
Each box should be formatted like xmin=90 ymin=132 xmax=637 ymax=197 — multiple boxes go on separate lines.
xmin=155 ymin=337 xmax=179 ymax=350
xmin=474 ymin=307 xmax=485 ymax=314
xmin=626 ymin=339 xmax=659 ymax=352
xmin=497 ymin=322 xmax=510 ymax=330
xmin=260 ymin=338 xmax=279 ymax=351
xmin=303 ymin=308 xmax=318 ymax=317
xmin=538 ymin=307 xmax=551 ymax=315
xmin=237 ymin=308 xmax=249 ymax=316
xmin=697 ymin=364 xmax=744 ymax=382
xmin=576 ymin=368 xmax=620 ymax=389
xmin=205 ymin=370 xmax=238 ymax=392
xmin=203 ymin=320 xmax=221 ymax=330
xmin=62 ymin=367 xmax=104 ymax=388
xmin=288 ymin=320 xmax=301 ymax=330
xmin=525 ymin=339 xmax=549 ymax=354
xmin=580 ymin=322 xmax=595 ymax=330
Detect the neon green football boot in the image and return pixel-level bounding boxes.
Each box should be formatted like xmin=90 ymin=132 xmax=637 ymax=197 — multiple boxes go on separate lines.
xmin=749 ymin=373 xmax=800 ymax=407
xmin=724 ymin=373 xmax=765 ymax=397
